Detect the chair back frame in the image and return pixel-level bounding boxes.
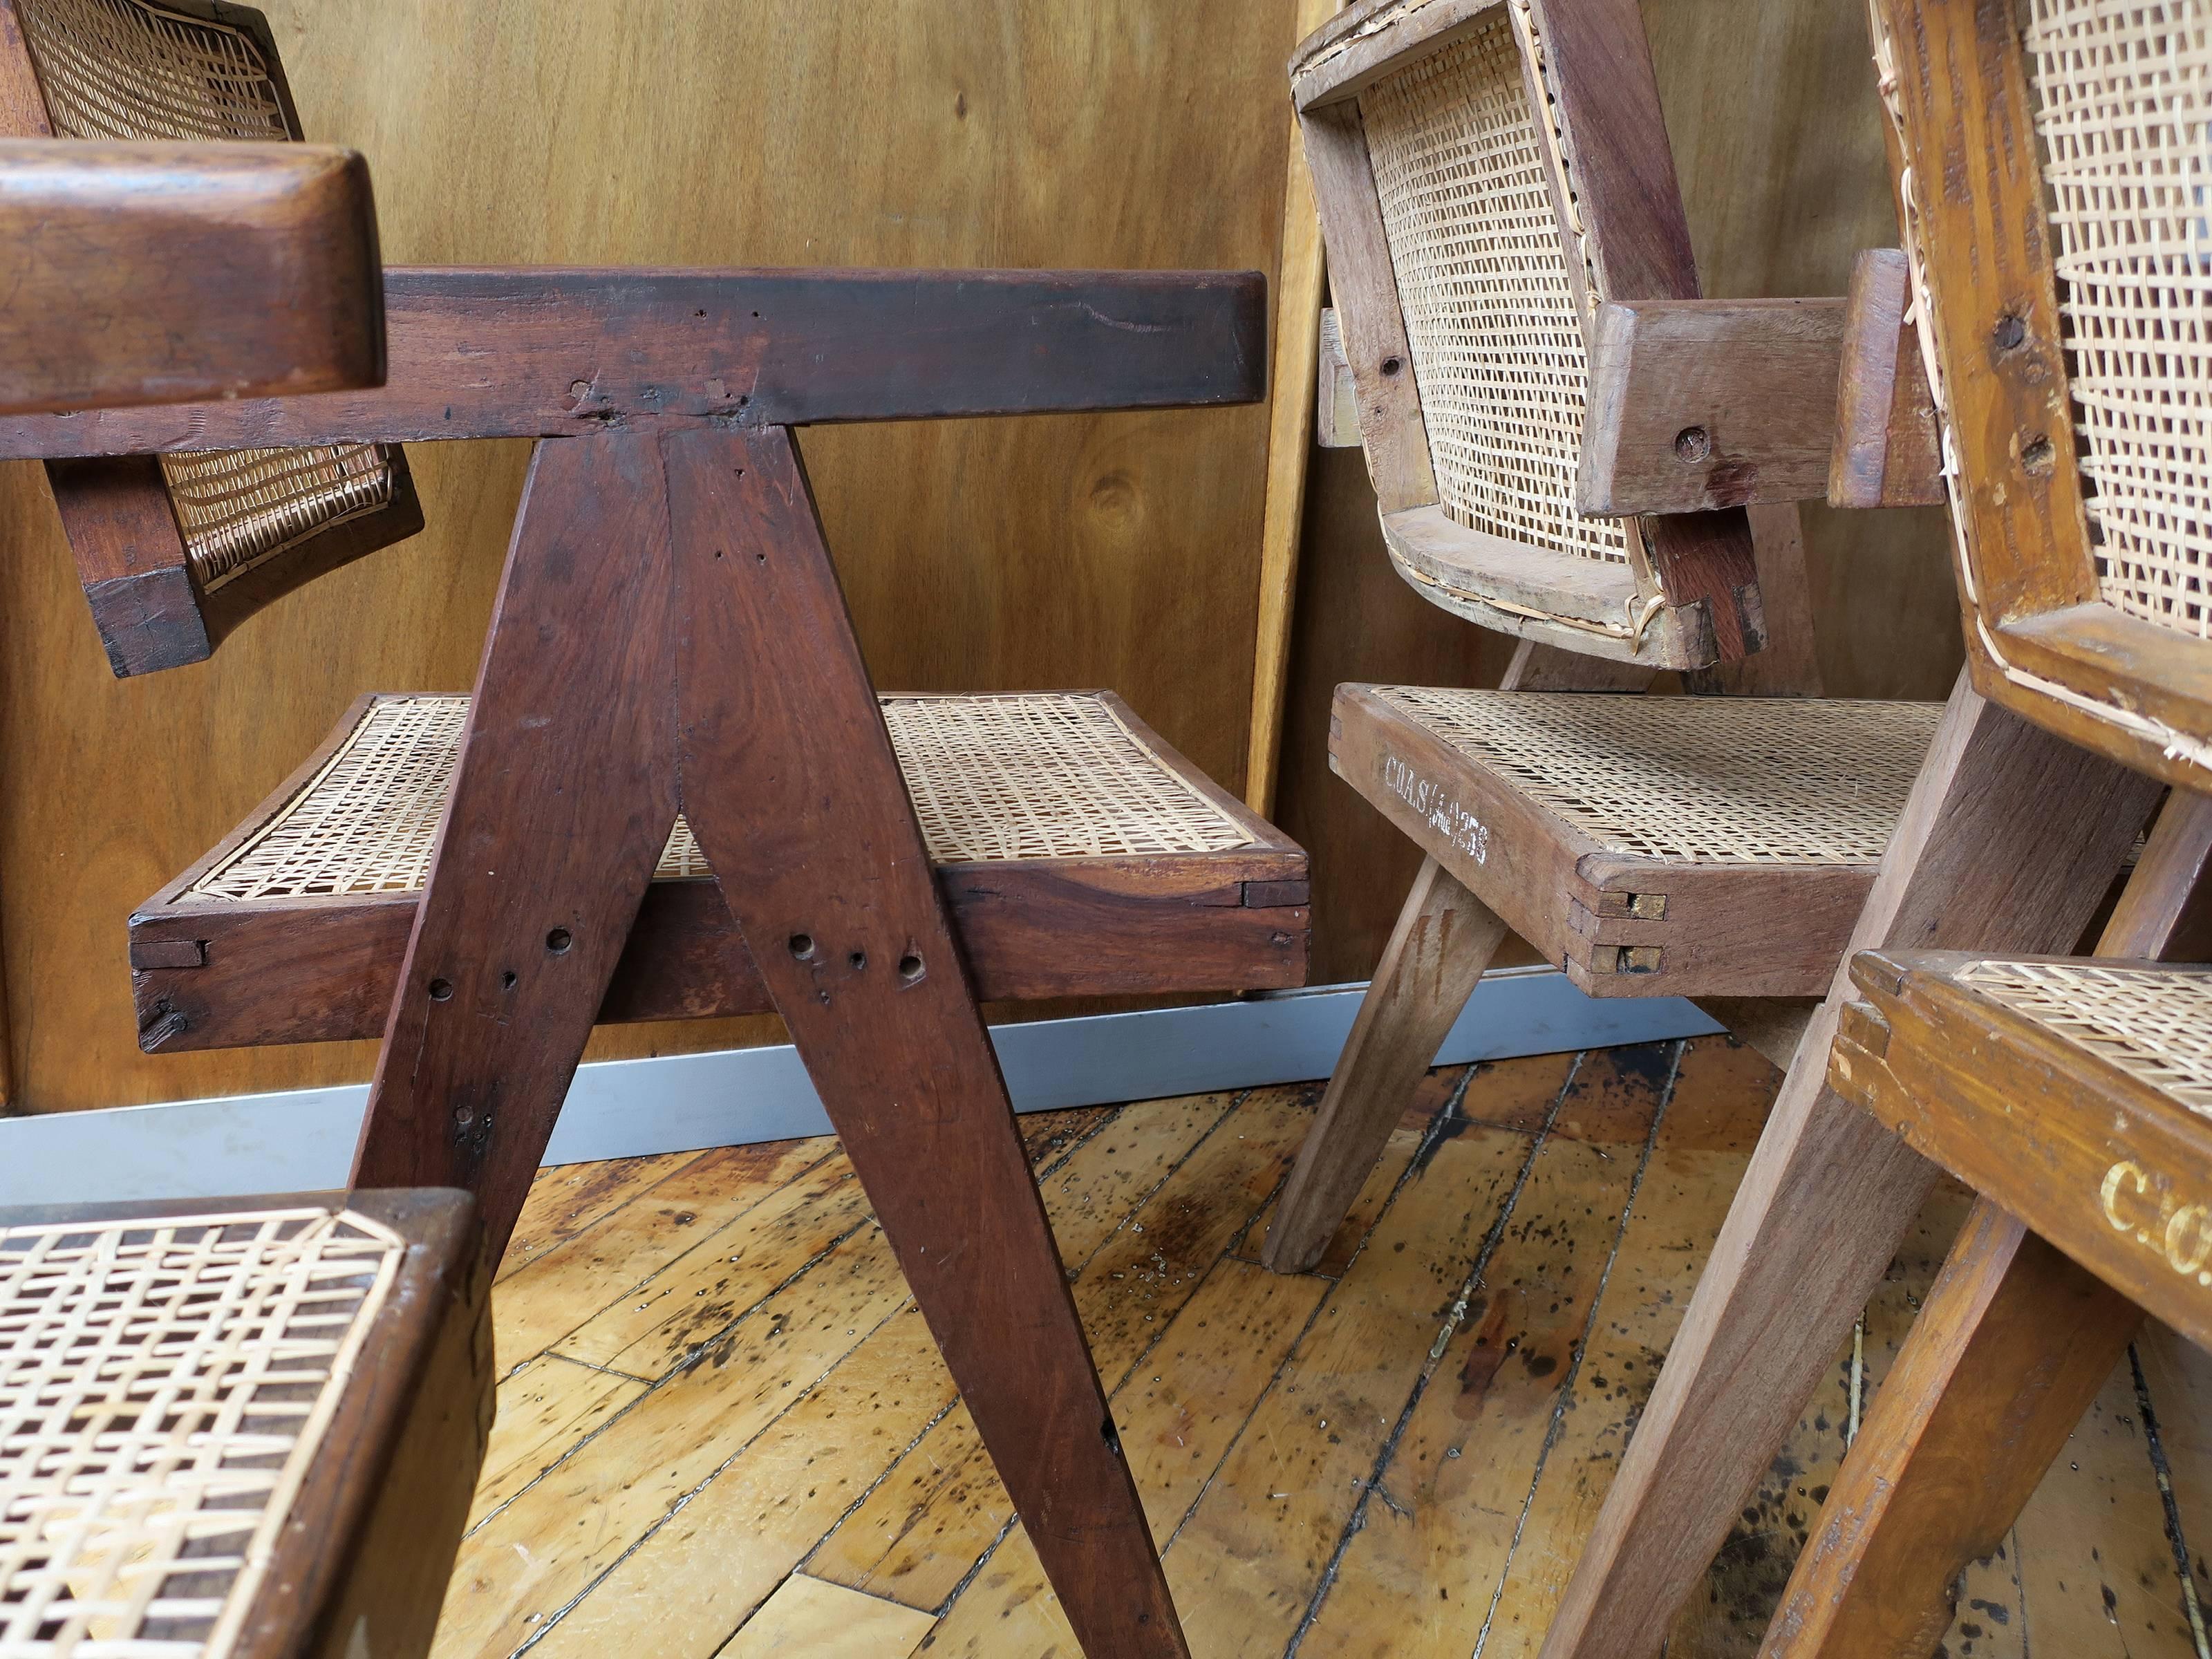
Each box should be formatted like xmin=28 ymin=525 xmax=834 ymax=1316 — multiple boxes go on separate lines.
xmin=1290 ymin=0 xmax=1765 ymax=671
xmin=0 ymin=0 xmax=422 ymax=677
xmin=1875 ymin=0 xmax=2212 ymax=788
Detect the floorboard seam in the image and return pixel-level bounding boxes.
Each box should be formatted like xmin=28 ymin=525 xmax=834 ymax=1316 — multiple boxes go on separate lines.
xmin=1278 ymin=1049 xmax=1597 ymax=1659
xmin=1155 ymin=1065 xmax=1483 ymax=1560
xmin=1471 ymin=1040 xmax=1685 ymax=1659
xmin=2131 ymin=1342 xmax=2212 ymax=1659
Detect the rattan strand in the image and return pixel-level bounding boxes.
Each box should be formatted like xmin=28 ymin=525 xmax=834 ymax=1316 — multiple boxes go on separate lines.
xmin=185 ymin=693 xmax=1257 ymax=903
xmin=2028 ymin=0 xmax=2212 ymax=639
xmin=13 ymin=0 xmax=400 ymax=591
xmin=1358 ymin=12 xmax=1629 ymax=568
xmin=0 ymin=1207 xmax=401 ymax=1659
xmin=1958 ymin=958 xmax=2212 ymax=1118
xmin=1376 ymin=687 xmax=1938 ymax=863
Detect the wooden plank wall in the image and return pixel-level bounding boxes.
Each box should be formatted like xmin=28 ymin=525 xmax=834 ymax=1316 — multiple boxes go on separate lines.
xmin=0 ymin=0 xmax=1298 ymax=1114
xmin=1277 ymin=0 xmax=1969 ymax=983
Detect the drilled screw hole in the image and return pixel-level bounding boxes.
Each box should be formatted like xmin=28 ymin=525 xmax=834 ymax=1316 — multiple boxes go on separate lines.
xmin=500 ymin=971 xmax=518 ymax=991
xmin=545 ymin=928 xmax=573 ymax=955
xmin=1994 ymin=312 xmax=2027 ymax=350
xmin=2021 ymin=433 xmax=2056 ymax=476
xmin=428 ymin=977 xmax=454 ymax=1002
xmin=789 ymin=933 xmax=816 ymax=961
xmin=1379 ymin=355 xmax=1403 ymax=377
xmin=849 ymin=950 xmax=868 ymax=971
xmin=1674 ymin=425 xmax=1712 ymax=464
xmin=897 ymin=953 xmax=926 ymax=984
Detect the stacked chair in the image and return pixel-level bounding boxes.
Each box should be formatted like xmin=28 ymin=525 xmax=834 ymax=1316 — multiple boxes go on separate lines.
xmin=1756 ymin=0 xmax=2212 ymax=1650
xmin=1264 ymin=0 xmax=1944 ymax=1278
xmin=0 ymin=140 xmax=494 ymax=1659
xmin=0 ymin=1 xmax=1313 ymax=1653
xmin=1536 ymin=0 xmax=2207 ymax=1652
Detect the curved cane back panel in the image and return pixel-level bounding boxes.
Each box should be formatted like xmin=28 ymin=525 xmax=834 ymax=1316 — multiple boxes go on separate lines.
xmin=12 ymin=0 xmax=404 ymax=598
xmin=1359 ymin=10 xmax=1629 ymax=570
xmin=1878 ymin=0 xmax=2212 ymax=782
xmin=0 ymin=1206 xmax=402 ymax=1658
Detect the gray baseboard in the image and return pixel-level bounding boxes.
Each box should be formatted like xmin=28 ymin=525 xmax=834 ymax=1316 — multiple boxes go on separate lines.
xmin=0 ymin=967 xmax=1718 ymax=1207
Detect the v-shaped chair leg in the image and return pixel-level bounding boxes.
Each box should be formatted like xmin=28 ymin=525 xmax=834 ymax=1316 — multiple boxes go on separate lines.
xmin=663 ymin=425 xmax=1188 ymax=1659
xmin=352 ymin=431 xmax=679 ymax=1253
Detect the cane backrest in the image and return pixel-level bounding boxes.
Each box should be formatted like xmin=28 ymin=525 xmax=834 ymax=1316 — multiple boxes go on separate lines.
xmin=1875 ymin=0 xmax=2212 ymax=788
xmin=1288 ymin=0 xmax=1765 ymax=670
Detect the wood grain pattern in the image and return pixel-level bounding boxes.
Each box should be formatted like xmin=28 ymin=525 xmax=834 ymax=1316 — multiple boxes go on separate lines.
xmin=1826 ymin=248 xmax=1941 ymax=510
xmin=351 ymin=432 xmax=679 ymax=1254
xmin=1261 ymin=854 xmax=1505 ymax=1272
xmin=1327 ymin=683 xmax=1893 ymax=998
xmin=0 ymin=267 xmax=1266 ymax=456
xmin=1577 ymin=298 xmax=1847 ymax=515
xmin=1245 ymin=0 xmax=1343 ymax=819
xmin=0 ymin=0 xmax=1298 ymax=1118
xmin=663 ymin=424 xmax=1185 ymax=1658
xmin=1537 ymin=675 xmax=2163 ymax=1659
xmin=0 ymin=139 xmax=384 ymax=415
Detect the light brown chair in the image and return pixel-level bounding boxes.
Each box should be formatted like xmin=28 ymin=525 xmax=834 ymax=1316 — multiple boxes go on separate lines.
xmin=0 ymin=5 xmax=1306 ymax=1653
xmin=0 ymin=133 xmax=494 ymax=1659
xmin=1535 ymin=0 xmax=2211 ymax=1651
xmin=1260 ymin=0 xmax=1945 ymax=1275
xmin=1 ymin=0 xmax=424 ymax=675
xmin=1740 ymin=0 xmax=2212 ymax=1649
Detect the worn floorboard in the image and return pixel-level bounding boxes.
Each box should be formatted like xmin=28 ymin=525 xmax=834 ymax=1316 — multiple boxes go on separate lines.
xmin=433 ymin=1038 xmax=2212 ymax=1658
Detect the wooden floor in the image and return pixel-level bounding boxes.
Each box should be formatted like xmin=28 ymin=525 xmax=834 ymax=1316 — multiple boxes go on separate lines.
xmin=438 ymin=1036 xmax=2212 ymax=1658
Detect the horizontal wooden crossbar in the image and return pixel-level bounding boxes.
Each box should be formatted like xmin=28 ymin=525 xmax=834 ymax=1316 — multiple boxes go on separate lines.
xmin=0 ymin=265 xmax=1267 ymax=456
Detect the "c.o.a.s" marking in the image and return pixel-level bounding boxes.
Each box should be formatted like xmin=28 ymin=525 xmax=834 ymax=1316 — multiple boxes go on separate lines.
xmin=2102 ymin=1158 xmax=2212 ymax=1287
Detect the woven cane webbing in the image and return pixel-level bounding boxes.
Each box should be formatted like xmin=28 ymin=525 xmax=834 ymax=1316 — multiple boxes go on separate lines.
xmin=2027 ymin=0 xmax=2212 ymax=637
xmin=0 ymin=1206 xmax=402 ymax=1658
xmin=1376 ymin=688 xmax=1939 ymax=863
xmin=14 ymin=0 xmax=400 ymax=592
xmin=1358 ymin=11 xmax=1629 ymax=568
xmin=184 ymin=692 xmax=1257 ymax=903
xmin=1958 ymin=959 xmax=2212 ymax=1118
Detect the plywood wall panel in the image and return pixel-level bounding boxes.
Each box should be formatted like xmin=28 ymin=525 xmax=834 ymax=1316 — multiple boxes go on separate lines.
xmin=5 ymin=0 xmax=1295 ymax=1113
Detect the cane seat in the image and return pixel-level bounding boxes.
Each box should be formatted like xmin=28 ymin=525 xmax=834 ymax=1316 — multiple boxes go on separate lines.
xmin=1831 ymin=949 xmax=2212 ymax=1358
xmin=1331 ymin=686 xmax=1942 ymax=995
xmin=131 ymin=691 xmax=1311 ymax=1050
xmin=0 ymin=1191 xmax=488 ymax=1658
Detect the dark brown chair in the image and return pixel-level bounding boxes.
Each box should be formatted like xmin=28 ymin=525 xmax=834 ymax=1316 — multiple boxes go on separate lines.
xmin=0 ymin=7 xmax=1308 ymax=1655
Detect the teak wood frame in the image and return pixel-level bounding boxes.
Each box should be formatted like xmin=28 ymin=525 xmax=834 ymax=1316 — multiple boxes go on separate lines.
xmin=1531 ymin=673 xmax=2160 ymax=1659
xmin=0 ymin=263 xmax=1273 ymax=1659
xmin=1871 ymin=0 xmax=2212 ymax=789
xmin=0 ymin=0 xmax=424 ymax=677
xmin=1288 ymin=0 xmax=1764 ymax=671
xmin=1756 ymin=794 xmax=2212 ymax=1656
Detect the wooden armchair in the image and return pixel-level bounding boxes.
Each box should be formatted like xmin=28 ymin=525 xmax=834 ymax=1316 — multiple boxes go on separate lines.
xmin=1 ymin=0 xmax=425 ymax=676
xmin=0 ymin=7 xmax=1306 ymax=1654
xmin=1258 ymin=0 xmax=1947 ymax=1276
xmin=0 ymin=137 xmax=494 ymax=1659
xmin=1536 ymin=0 xmax=2212 ymax=1651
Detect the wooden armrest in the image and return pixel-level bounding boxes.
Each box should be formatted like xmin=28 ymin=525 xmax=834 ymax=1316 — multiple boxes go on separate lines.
xmin=1828 ymin=247 xmax=1944 ymax=509
xmin=0 ymin=140 xmax=382 ymax=415
xmin=0 ymin=265 xmax=1267 ymax=457
xmin=1575 ymin=297 xmax=1847 ymax=515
